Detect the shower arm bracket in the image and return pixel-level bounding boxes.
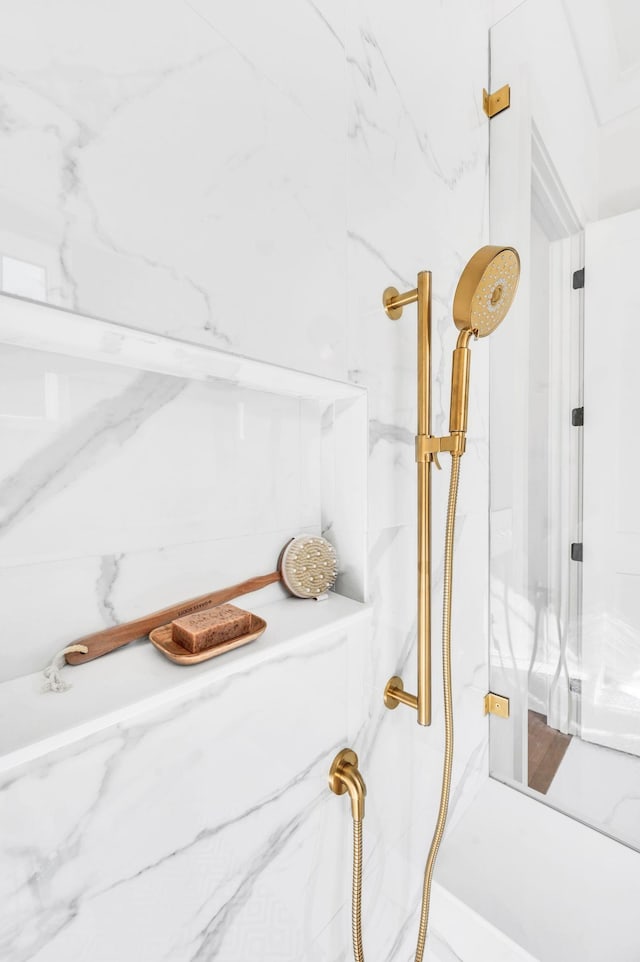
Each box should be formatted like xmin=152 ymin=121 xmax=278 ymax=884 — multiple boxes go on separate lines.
xmin=415 ymin=433 xmax=466 ymax=464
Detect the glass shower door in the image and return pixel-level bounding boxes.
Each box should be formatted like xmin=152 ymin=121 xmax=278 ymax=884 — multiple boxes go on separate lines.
xmin=488 ymin=0 xmax=640 ymax=852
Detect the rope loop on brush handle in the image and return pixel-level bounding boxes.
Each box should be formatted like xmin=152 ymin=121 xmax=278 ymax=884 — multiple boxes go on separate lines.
xmin=42 ymin=645 xmax=89 ymax=692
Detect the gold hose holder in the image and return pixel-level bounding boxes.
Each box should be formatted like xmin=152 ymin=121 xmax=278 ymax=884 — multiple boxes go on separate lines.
xmin=329 ymin=749 xmax=367 ymax=962
xmin=328 ymin=749 xmax=366 ymax=820
xmin=382 ymin=278 xmax=471 ymax=726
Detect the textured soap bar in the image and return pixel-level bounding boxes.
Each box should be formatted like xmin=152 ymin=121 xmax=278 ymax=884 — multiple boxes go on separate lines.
xmin=171 ymin=604 xmax=252 ymax=653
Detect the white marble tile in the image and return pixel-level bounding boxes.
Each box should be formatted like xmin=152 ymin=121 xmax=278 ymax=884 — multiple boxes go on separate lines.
xmin=0 ymin=0 xmax=347 ymax=378
xmin=0 ymin=614 xmax=370 ymax=962
xmin=0 ymin=347 xmax=318 ymax=565
xmin=545 ymin=736 xmax=640 ymax=852
xmin=325 ymin=395 xmax=369 ymax=603
xmin=185 ymin=0 xmax=345 ymax=139
xmin=437 ymin=778 xmax=640 ymax=962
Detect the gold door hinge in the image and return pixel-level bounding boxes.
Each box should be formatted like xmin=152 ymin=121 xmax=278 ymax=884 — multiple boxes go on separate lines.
xmin=483 ymin=84 xmax=510 ymax=118
xmin=484 ymin=692 xmax=510 ymax=718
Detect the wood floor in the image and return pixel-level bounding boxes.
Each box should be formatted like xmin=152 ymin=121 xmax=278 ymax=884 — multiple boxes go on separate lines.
xmin=528 ymin=710 xmax=573 ymax=795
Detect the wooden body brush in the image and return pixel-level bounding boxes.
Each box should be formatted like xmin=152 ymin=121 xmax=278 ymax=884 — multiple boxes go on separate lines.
xmin=65 ymin=536 xmax=338 ymax=665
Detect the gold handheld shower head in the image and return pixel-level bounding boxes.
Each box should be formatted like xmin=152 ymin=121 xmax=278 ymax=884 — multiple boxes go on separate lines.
xmin=449 ymin=246 xmax=520 ymax=434
xmin=453 ymin=245 xmax=520 ymax=337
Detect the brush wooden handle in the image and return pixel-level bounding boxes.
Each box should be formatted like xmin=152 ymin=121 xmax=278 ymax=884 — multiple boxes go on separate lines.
xmin=65 ymin=571 xmax=281 ymax=665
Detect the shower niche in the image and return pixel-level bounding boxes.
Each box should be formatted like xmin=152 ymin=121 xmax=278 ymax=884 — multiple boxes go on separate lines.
xmin=488 ymin=0 xmax=640 ymax=853
xmin=0 ymin=293 xmax=368 ymax=770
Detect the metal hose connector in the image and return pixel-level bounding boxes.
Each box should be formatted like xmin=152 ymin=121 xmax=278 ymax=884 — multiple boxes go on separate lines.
xmin=328 ymin=749 xmax=366 ymax=961
xmin=414 ymin=453 xmax=461 ymax=962
xmin=352 ymin=819 xmax=365 ymax=962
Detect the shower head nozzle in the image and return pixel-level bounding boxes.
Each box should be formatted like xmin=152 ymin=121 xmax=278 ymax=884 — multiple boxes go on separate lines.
xmin=453 ymin=245 xmax=520 ymax=337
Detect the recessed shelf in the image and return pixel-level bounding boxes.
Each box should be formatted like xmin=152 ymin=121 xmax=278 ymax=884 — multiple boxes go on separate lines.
xmin=0 ymin=593 xmax=371 ymax=774
xmin=0 ymin=293 xmax=369 ymax=772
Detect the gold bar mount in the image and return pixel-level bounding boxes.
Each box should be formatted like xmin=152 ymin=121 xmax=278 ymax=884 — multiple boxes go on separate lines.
xmin=382 ymin=273 xmax=434 ymax=725
xmin=382 ymin=275 xmax=475 ymax=726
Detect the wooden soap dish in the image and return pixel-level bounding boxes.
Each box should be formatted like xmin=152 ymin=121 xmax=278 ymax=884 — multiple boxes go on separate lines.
xmin=149 ymin=613 xmax=267 ymax=665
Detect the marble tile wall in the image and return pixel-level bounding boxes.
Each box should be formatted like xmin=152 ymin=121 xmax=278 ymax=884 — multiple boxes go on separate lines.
xmin=0 ymin=617 xmax=369 ymax=962
xmin=0 ymin=0 xmax=525 ymax=959
xmin=0 ymin=0 xmax=347 ymax=378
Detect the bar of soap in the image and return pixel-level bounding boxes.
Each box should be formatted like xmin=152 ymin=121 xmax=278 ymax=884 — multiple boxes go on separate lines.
xmin=171 ymin=604 xmax=252 ymax=654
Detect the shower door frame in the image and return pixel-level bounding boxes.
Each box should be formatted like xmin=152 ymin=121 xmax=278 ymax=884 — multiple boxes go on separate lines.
xmin=489 ymin=131 xmax=584 ymax=785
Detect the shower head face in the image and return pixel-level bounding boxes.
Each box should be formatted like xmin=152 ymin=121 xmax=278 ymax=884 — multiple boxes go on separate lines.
xmin=453 ymin=246 xmax=520 ymax=337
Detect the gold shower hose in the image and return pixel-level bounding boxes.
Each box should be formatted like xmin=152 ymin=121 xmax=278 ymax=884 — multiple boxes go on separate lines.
xmin=347 ymin=453 xmax=461 ymax=962
xmin=414 ymin=452 xmax=460 ymax=961
xmin=352 ymin=818 xmax=365 ymax=962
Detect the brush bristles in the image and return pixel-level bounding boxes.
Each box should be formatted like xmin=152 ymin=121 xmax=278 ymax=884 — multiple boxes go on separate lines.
xmin=281 ymin=536 xmax=338 ymax=598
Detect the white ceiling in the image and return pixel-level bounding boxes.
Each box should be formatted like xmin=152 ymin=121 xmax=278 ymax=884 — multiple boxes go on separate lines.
xmin=609 ymin=0 xmax=640 ymax=71
xmin=563 ymin=0 xmax=640 ymax=125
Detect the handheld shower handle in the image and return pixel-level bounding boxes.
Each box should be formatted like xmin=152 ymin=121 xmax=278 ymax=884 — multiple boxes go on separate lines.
xmin=449 ymin=341 xmax=472 ymax=435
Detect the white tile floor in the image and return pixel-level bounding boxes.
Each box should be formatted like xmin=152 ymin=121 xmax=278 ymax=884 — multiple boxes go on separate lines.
xmin=545 ymin=736 xmax=640 ymax=851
